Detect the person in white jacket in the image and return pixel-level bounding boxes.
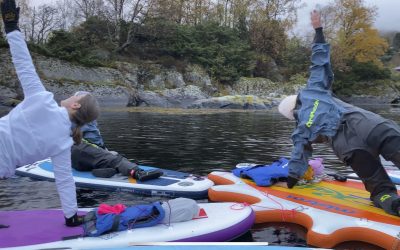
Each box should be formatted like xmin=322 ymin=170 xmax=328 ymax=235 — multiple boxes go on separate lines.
xmin=1 ymin=0 xmax=100 ymax=227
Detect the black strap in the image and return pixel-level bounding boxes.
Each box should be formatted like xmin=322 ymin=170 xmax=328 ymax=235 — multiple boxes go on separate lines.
xmin=0 ymin=224 xmax=9 ymax=229
xmin=326 ymin=173 xmax=347 ymax=182
xmin=111 ymin=214 xmax=120 ymax=232
xmin=62 ymin=234 xmax=83 ymax=241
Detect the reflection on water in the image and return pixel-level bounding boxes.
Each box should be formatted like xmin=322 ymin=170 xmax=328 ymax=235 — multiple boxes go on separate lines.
xmin=0 ymin=105 xmax=398 ymax=248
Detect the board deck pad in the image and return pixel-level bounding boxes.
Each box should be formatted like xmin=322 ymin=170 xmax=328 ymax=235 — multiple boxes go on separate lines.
xmin=0 ymin=210 xmax=84 ymax=248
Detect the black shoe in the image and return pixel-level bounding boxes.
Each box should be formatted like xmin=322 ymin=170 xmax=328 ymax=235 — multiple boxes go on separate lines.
xmin=91 ymin=168 xmax=117 ymax=178
xmin=393 ymin=198 xmax=400 ymax=216
xmin=372 ymin=192 xmax=400 ymax=216
xmin=131 ymin=169 xmax=163 ymax=182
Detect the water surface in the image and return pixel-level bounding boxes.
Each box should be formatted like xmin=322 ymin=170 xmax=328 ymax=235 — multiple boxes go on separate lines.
xmin=1 ymin=105 xmax=398 ymax=248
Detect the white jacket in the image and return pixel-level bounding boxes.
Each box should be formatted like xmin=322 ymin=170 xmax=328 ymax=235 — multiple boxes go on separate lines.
xmin=0 ymin=31 xmax=77 ymax=218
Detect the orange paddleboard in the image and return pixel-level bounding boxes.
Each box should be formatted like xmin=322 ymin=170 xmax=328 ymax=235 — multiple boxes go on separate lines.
xmin=208 ymin=171 xmax=400 ymax=249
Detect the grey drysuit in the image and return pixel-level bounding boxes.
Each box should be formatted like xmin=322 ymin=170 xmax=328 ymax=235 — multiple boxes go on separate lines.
xmin=288 ymin=41 xmax=400 ymax=205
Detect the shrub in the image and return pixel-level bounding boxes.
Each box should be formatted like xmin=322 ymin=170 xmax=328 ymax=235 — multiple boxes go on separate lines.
xmin=45 ymin=30 xmax=105 ymax=67
xmin=129 ymin=19 xmax=255 ymax=84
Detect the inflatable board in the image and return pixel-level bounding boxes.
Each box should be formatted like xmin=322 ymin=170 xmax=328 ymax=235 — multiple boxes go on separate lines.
xmin=16 ymin=159 xmax=214 ymax=199
xmin=207 ymin=171 xmax=400 ymax=249
xmin=347 ymin=167 xmax=400 ymax=185
xmin=0 ymin=203 xmax=254 ymax=249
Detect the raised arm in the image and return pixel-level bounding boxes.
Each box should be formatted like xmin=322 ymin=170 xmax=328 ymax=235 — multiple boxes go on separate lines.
xmin=2 ymin=0 xmax=46 ymax=97
xmin=306 ymin=10 xmax=334 ymax=91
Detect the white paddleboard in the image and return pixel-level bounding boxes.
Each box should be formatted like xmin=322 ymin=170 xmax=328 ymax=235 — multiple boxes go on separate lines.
xmin=16 ymin=159 xmax=214 ymax=199
xmin=0 ymin=203 xmax=255 ymax=249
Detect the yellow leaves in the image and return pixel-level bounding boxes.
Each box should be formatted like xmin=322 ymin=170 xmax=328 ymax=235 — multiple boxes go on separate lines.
xmin=347 ymin=27 xmax=388 ymax=66
xmin=323 ymin=0 xmax=387 ymax=68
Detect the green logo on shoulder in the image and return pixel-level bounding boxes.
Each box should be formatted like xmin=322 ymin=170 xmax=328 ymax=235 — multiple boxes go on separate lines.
xmin=306 ymin=99 xmax=319 ymax=128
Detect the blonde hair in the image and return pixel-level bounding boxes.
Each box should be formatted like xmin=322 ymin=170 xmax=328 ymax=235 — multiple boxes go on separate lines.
xmin=70 ymin=94 xmax=100 ymax=144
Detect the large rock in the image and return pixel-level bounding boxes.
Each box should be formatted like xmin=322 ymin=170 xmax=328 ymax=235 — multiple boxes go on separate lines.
xmin=44 ymin=80 xmax=130 ymax=107
xmin=140 ymin=65 xmax=186 ymax=90
xmin=139 ymin=85 xmax=208 ymax=108
xmin=183 ymin=65 xmax=210 ymax=86
xmin=231 ymin=77 xmax=303 ymax=98
xmin=188 ymin=95 xmax=273 ymax=109
xmin=35 ymin=55 xmax=120 ymax=84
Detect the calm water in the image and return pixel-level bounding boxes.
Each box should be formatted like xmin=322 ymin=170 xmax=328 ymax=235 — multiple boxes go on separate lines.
xmin=1 ymin=105 xmax=399 ymax=248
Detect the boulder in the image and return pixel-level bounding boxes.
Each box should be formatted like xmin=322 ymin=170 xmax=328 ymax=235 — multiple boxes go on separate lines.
xmin=188 ymin=95 xmax=272 ymax=109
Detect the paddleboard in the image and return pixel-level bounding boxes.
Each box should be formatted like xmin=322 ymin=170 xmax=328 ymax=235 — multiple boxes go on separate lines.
xmin=0 ymin=203 xmax=254 ymax=249
xmin=87 ymin=246 xmax=326 ymax=250
xmin=207 ymin=171 xmax=400 ymax=249
xmin=347 ymin=167 xmax=400 ymax=185
xmin=16 ymin=159 xmax=214 ymax=199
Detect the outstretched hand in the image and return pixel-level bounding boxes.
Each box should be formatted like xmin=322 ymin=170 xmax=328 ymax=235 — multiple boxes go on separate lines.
xmin=65 ymin=213 xmax=84 ymax=227
xmin=311 ymin=10 xmax=322 ymax=29
xmin=1 ymin=0 xmax=20 ymax=34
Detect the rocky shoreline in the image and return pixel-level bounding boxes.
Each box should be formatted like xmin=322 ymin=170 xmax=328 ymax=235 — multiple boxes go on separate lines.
xmin=0 ymin=48 xmax=398 ymax=110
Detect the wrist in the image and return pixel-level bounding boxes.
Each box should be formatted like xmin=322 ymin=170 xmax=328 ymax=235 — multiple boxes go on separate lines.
xmin=313 ymin=27 xmax=326 ymax=44
xmin=4 ymin=23 xmax=19 ymax=34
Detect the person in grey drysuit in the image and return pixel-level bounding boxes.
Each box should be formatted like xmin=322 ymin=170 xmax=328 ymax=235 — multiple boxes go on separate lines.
xmin=72 ymin=120 xmax=163 ymax=181
xmin=277 ymin=10 xmax=400 ymax=216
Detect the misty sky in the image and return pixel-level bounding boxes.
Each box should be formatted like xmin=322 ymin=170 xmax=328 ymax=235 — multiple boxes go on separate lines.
xmin=296 ymin=0 xmax=400 ymax=34
xmin=32 ymin=0 xmax=400 ymax=33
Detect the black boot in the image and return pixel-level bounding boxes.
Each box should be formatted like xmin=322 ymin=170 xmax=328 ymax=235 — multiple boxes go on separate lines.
xmin=372 ymin=192 xmax=400 ymax=216
xmin=131 ymin=169 xmax=163 ymax=182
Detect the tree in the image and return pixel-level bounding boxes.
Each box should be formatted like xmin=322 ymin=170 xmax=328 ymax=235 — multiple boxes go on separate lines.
xmin=322 ymin=0 xmax=388 ymax=69
xmin=56 ymin=0 xmax=76 ymax=30
xmin=393 ymin=33 xmax=400 ymax=51
xmin=282 ymin=36 xmax=310 ymax=78
xmin=251 ymin=0 xmax=302 ymax=30
xmin=34 ymin=5 xmax=60 ymax=44
xmin=114 ymin=0 xmax=152 ymax=53
xmin=73 ymin=0 xmax=105 ymax=21
xmin=0 ymin=20 xmax=3 ymax=40
xmin=17 ymin=0 xmax=34 ymax=40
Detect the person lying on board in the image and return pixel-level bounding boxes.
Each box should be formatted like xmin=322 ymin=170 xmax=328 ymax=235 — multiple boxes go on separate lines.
xmin=0 ymin=0 xmax=99 ymax=227
xmin=71 ymin=119 xmax=163 ymax=181
xmin=275 ymin=10 xmax=400 ymax=217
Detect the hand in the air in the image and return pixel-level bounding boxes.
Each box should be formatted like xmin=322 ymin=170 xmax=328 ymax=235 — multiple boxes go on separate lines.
xmin=311 ymin=10 xmax=322 ymax=29
xmin=1 ymin=0 xmax=20 ymax=33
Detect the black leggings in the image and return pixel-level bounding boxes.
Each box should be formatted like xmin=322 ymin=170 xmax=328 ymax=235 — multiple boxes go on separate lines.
xmin=348 ymin=150 xmax=396 ymax=198
xmin=71 ymin=142 xmax=138 ymax=176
